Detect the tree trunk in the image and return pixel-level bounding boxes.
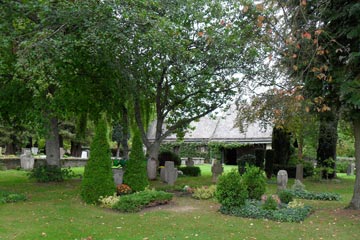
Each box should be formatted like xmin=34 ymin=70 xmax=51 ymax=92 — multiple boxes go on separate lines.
xmin=5 ymin=142 xmax=16 ymax=155
xmin=348 ymin=117 xmax=360 ymax=209
xmin=120 ymin=106 xmax=129 ymax=159
xmin=45 ymin=117 xmax=60 ymax=166
xmin=317 ymin=111 xmax=338 ymax=179
xmin=70 ymin=141 xmax=82 ymax=157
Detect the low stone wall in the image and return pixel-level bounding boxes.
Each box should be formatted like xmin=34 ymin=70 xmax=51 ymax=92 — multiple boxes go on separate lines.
xmin=180 ymin=157 xmax=204 ymax=165
xmin=0 ymin=157 xmax=88 ymax=169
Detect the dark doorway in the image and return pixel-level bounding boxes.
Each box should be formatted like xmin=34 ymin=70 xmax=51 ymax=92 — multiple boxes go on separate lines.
xmin=224 ymin=148 xmax=237 ymax=165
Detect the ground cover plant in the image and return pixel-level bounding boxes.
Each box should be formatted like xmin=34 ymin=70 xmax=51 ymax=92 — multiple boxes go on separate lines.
xmin=0 ymin=166 xmax=360 ymax=239
xmin=0 ymin=190 xmax=26 ymax=203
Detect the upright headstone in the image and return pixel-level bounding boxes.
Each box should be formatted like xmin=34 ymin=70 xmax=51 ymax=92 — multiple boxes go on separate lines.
xmin=186 ymin=157 xmax=194 ymax=167
xmin=81 ymin=151 xmax=88 ymax=159
xmin=59 ymin=148 xmax=66 ymax=158
xmin=20 ymin=149 xmax=34 ymax=170
xmin=112 ymin=168 xmax=125 ymax=185
xmin=31 ymin=147 xmax=38 ymax=155
xmin=160 ymin=167 xmax=166 ymax=182
xmin=0 ymin=147 xmax=2 ymax=156
xmin=164 ymin=161 xmax=178 ymax=185
xmin=296 ymin=164 xmax=304 ymax=182
xmin=147 ymin=158 xmax=157 ymax=180
xmin=21 ymin=148 xmax=31 ymax=154
xmin=277 ymin=170 xmax=288 ymax=191
xmin=347 ymin=163 xmax=355 ymax=176
xmin=211 ymin=162 xmax=223 ymax=183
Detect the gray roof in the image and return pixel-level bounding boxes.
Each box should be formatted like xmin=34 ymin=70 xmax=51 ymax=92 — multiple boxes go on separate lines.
xmin=147 ymin=106 xmax=272 ymax=144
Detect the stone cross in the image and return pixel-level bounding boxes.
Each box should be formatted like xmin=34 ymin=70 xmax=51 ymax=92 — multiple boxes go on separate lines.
xmin=296 ymin=164 xmax=304 ymax=182
xmin=20 ymin=149 xmax=34 ymax=170
xmin=277 ymin=170 xmax=288 ymax=191
xmin=164 ymin=161 xmax=178 ymax=185
xmin=112 ymin=168 xmax=125 ymax=185
xmin=186 ymin=157 xmax=194 ymax=167
xmin=211 ymin=162 xmax=223 ymax=183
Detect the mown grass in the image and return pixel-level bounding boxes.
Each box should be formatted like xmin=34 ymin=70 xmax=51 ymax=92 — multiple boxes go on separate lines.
xmin=0 ymin=165 xmax=360 ymax=240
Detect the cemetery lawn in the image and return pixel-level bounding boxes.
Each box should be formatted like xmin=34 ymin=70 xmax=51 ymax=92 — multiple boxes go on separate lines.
xmin=1 ymin=166 xmax=360 ymax=240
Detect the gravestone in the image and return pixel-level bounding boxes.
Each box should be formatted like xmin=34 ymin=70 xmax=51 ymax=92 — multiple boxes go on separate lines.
xmin=347 ymin=163 xmax=355 ymax=176
xmin=160 ymin=168 xmax=166 ymax=182
xmin=20 ymin=149 xmax=34 ymax=170
xmin=277 ymin=170 xmax=288 ymax=191
xmin=186 ymin=157 xmax=194 ymax=167
xmin=164 ymin=161 xmax=178 ymax=185
xmin=112 ymin=168 xmax=125 ymax=185
xmin=81 ymin=151 xmax=88 ymax=159
xmin=59 ymin=148 xmax=65 ymax=158
xmin=211 ymin=162 xmax=223 ymax=183
xmin=147 ymin=158 xmax=157 ymax=180
xmin=21 ymin=148 xmax=31 ymax=154
xmin=31 ymin=147 xmax=38 ymax=155
xmin=0 ymin=147 xmax=2 ymax=156
xmin=296 ymin=164 xmax=304 ymax=182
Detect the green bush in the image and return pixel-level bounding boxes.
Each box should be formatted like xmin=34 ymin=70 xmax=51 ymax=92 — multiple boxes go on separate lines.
xmin=192 ymin=185 xmax=216 ymax=200
xmin=255 ymin=149 xmax=265 ymax=169
xmin=81 ymin=118 xmax=115 ymax=204
xmin=179 ymin=166 xmax=201 ymax=176
xmin=289 ymin=189 xmax=341 ymax=201
xmin=303 ymin=161 xmax=315 ymax=177
xmin=278 ymin=190 xmax=294 ymax=204
xmin=262 ymin=196 xmax=278 ymax=210
xmin=112 ymin=189 xmax=173 ymax=212
xmin=242 ymin=165 xmax=266 ymax=200
xmin=158 ymin=150 xmax=181 ymax=167
xmin=215 ymin=169 xmax=248 ymax=208
xmin=123 ymin=130 xmax=149 ymax=192
xmin=0 ymin=190 xmax=26 ymax=204
xmin=237 ymin=154 xmax=256 ymax=175
xmin=28 ymin=165 xmax=78 ymax=183
xmin=220 ymin=200 xmax=312 ymax=223
xmin=265 ymin=149 xmax=274 ymax=179
xmin=335 ymin=161 xmax=349 ymax=173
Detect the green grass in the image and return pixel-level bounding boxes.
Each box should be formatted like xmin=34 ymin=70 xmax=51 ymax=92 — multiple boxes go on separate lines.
xmin=1 ymin=166 xmax=360 ymax=240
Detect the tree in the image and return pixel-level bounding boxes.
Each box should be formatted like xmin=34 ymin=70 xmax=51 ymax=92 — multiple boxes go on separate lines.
xmin=116 ymin=0 xmax=272 ymax=178
xmin=81 ymin=117 xmax=114 ymax=204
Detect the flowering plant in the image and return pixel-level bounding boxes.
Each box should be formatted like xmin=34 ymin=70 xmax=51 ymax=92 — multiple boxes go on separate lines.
xmin=116 ymin=184 xmax=132 ymax=195
xmin=183 ymin=185 xmax=194 ymax=193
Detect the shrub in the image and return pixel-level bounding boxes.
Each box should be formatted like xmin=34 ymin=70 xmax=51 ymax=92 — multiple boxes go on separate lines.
xmin=292 ymin=179 xmax=306 ymax=191
xmin=123 ymin=130 xmax=149 ymax=192
xmin=116 ymin=184 xmax=132 ymax=196
xmin=98 ymin=194 xmax=120 ymax=208
xmin=289 ymin=189 xmax=341 ymax=201
xmin=158 ymin=150 xmax=181 ymax=167
xmin=262 ymin=196 xmax=278 ymax=210
xmin=215 ymin=169 xmax=248 ymax=208
xmin=237 ymin=154 xmax=256 ymax=175
xmin=242 ymin=165 xmax=266 ymax=200
xmin=265 ymin=149 xmax=274 ymax=179
xmin=303 ymin=161 xmax=315 ymax=177
xmin=81 ymin=118 xmax=115 ymax=204
xmin=255 ymin=149 xmax=265 ymax=169
xmin=179 ymin=166 xmax=201 ymax=176
xmin=0 ymin=190 xmax=26 ymax=204
xmin=28 ymin=165 xmax=78 ymax=183
xmin=278 ymin=190 xmax=294 ymax=204
xmin=192 ymin=185 xmax=216 ymax=200
xmin=335 ymin=161 xmax=349 ymax=173
xmin=112 ymin=189 xmax=173 ymax=212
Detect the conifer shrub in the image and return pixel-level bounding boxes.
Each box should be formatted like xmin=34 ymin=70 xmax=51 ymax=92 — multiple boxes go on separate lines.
xmin=215 ymin=169 xmax=248 ymax=208
xmin=123 ymin=130 xmax=149 ymax=192
xmin=81 ymin=118 xmax=115 ymax=204
xmin=242 ymin=165 xmax=266 ymax=200
xmin=255 ymin=149 xmax=265 ymax=169
xmin=265 ymin=149 xmax=274 ymax=179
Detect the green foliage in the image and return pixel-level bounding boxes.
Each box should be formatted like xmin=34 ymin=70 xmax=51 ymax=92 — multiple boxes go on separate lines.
xmin=220 ymin=200 xmax=312 ymax=223
xmin=123 ymin=130 xmax=148 ymax=192
xmin=81 ymin=118 xmax=115 ymax=204
xmin=272 ymin=127 xmax=291 ymax=165
xmin=265 ymin=149 xmax=274 ymax=179
xmin=0 ymin=190 xmax=26 ymax=204
xmin=28 ymin=165 xmax=78 ymax=183
xmin=335 ymin=160 xmax=350 ymax=173
xmin=98 ymin=194 xmax=120 ymax=208
xmin=192 ymin=185 xmax=216 ymax=200
xmin=262 ymin=197 xmax=278 ymax=211
xmin=242 ymin=165 xmax=266 ymax=200
xmin=288 ymin=189 xmax=341 ymax=201
xmin=160 ymin=142 xmax=209 ymax=160
xmin=112 ymin=189 xmax=173 ymax=213
xmin=158 ymin=150 xmax=181 ymax=167
xmin=278 ymin=190 xmax=294 ymax=204
xmin=237 ymin=154 xmax=256 ymax=175
xmin=179 ymin=166 xmax=201 ymax=176
xmin=215 ymin=169 xmax=248 ymax=208
xmin=255 ymin=149 xmax=265 ymax=169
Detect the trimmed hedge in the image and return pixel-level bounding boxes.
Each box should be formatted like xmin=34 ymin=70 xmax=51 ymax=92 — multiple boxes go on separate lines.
xmin=179 ymin=166 xmax=201 ymax=176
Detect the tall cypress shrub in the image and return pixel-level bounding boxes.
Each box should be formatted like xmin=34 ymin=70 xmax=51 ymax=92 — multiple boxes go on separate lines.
xmin=123 ymin=130 xmax=148 ymax=192
xmin=81 ymin=118 xmax=115 ymax=204
xmin=255 ymin=148 xmax=265 ymax=169
xmin=265 ymin=149 xmax=274 ymax=179
xmin=272 ymin=127 xmax=291 ymax=165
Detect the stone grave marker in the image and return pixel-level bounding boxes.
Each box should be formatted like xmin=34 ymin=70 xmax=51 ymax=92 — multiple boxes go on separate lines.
xmin=20 ymin=149 xmax=34 ymax=170
xmin=347 ymin=163 xmax=355 ymax=176
xmin=164 ymin=161 xmax=178 ymax=185
xmin=277 ymin=170 xmax=288 ymax=191
xmin=81 ymin=151 xmax=88 ymax=159
xmin=112 ymin=168 xmax=125 ymax=185
xmin=31 ymin=147 xmax=38 ymax=155
xmin=211 ymin=162 xmax=223 ymax=183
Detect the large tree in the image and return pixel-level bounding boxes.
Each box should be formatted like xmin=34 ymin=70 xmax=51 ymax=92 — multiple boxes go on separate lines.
xmin=115 ymin=1 xmax=272 ymax=177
